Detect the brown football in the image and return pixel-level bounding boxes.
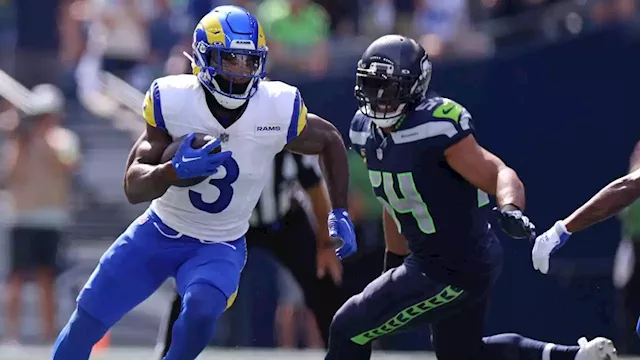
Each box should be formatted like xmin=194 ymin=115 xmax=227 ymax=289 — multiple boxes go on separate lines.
xmin=161 ymin=133 xmax=220 ymax=188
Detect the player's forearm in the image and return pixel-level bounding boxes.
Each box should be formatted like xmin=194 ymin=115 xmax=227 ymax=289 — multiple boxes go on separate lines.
xmin=495 ymin=167 xmax=526 ymax=210
xmin=318 ymin=130 xmax=350 ymax=210
xmin=563 ymin=170 xmax=640 ymax=233
xmin=124 ymin=162 xmax=176 ymax=204
xmin=307 ymin=182 xmax=333 ymax=248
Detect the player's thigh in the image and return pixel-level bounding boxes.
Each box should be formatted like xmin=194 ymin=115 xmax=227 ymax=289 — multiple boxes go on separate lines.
xmin=77 ymin=217 xmax=175 ymax=326
xmin=430 ymin=290 xmax=490 ymax=360
xmin=175 ymin=237 xmax=247 ymax=310
xmin=332 ymin=264 xmax=469 ymax=346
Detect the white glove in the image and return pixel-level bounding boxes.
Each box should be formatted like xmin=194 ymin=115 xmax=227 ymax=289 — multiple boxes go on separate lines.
xmin=532 ymin=220 xmax=571 ymax=274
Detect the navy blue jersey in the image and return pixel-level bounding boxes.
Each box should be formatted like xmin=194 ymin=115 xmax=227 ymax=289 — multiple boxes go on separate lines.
xmin=350 ymin=96 xmax=500 ymax=286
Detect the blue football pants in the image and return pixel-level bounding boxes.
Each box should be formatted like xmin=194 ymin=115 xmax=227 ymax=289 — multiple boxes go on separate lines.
xmin=52 ymin=210 xmax=246 ymax=360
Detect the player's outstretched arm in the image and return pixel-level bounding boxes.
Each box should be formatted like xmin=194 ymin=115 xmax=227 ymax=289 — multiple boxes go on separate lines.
xmin=123 ymin=124 xmax=178 ymax=204
xmin=285 ymin=113 xmax=357 ymax=259
xmin=532 ymin=167 xmax=640 ymax=275
xmin=562 ymin=168 xmax=640 ymax=233
xmin=445 ymin=135 xmax=535 ymax=239
xmin=445 ymin=135 xmax=525 ymax=210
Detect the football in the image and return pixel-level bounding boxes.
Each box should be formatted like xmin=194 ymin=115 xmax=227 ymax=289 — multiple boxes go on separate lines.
xmin=161 ymin=133 xmax=220 ymax=188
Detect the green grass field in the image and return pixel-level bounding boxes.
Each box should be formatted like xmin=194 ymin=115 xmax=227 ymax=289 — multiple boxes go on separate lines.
xmin=4 ymin=347 xmax=639 ymax=360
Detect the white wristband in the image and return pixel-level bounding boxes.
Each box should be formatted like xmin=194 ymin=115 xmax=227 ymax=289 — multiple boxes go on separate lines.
xmin=555 ymin=220 xmax=571 ymax=236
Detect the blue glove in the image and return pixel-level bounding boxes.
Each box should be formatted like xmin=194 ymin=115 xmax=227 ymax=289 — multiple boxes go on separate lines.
xmin=493 ymin=205 xmax=536 ymax=240
xmin=636 ymin=316 xmax=640 ymax=338
xmin=171 ymin=133 xmax=232 ymax=179
xmin=328 ymin=209 xmax=357 ymax=259
xmin=532 ymin=221 xmax=571 ymax=274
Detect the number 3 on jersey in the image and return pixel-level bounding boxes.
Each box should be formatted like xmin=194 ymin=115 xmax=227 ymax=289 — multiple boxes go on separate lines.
xmin=189 ymin=158 xmax=240 ymax=214
xmin=369 ymin=170 xmax=436 ymax=234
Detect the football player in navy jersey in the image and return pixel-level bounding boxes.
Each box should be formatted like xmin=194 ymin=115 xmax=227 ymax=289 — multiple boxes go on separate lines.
xmin=325 ymin=34 xmax=618 ymax=360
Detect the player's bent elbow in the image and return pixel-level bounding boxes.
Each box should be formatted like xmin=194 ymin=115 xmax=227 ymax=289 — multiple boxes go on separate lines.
xmin=123 ymin=173 xmax=152 ymax=205
xmin=125 ymin=192 xmax=144 ymax=205
xmin=124 ymin=181 xmax=145 ymax=205
xmin=324 ymin=123 xmax=345 ymax=149
xmin=620 ymin=174 xmax=640 ymax=200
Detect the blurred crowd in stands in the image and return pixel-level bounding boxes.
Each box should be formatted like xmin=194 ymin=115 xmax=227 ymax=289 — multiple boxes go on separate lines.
xmin=1 ymin=0 xmax=638 ymax=92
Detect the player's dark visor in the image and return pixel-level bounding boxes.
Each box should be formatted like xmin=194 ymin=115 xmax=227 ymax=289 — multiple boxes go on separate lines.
xmin=355 ymin=70 xmax=418 ymax=119
xmin=209 ymin=49 xmax=262 ymax=95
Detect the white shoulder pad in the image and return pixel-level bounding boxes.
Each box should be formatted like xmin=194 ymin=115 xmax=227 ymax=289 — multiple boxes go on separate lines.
xmin=142 ymin=75 xmax=200 ymax=133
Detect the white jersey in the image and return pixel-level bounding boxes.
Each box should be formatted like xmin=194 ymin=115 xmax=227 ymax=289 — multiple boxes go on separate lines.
xmin=141 ymin=75 xmax=308 ymax=241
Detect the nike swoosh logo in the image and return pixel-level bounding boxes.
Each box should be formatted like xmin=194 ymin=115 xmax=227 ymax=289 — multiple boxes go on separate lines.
xmin=182 ymin=156 xmax=201 ymax=162
xmin=441 ymin=106 xmax=455 ymax=114
xmin=340 ymin=218 xmax=352 ymax=233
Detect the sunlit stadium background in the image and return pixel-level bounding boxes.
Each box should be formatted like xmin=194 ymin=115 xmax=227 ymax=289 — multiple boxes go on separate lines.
xmin=1 ymin=0 xmax=640 ymax=359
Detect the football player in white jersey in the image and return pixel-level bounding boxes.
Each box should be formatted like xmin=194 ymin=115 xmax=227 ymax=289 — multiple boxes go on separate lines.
xmin=52 ymin=6 xmax=357 ymax=360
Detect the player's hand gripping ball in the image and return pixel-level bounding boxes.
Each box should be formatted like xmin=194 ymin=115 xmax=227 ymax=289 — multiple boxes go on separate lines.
xmin=328 ymin=209 xmax=357 ymax=259
xmin=161 ymin=132 xmax=232 ymax=187
xmin=531 ymin=221 xmax=571 ymax=275
xmin=493 ymin=205 xmax=536 ymax=240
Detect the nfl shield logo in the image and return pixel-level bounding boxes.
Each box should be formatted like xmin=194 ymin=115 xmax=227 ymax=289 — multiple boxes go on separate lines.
xmin=220 ymin=133 xmax=229 ymax=142
xmin=376 ymin=148 xmax=383 ymax=160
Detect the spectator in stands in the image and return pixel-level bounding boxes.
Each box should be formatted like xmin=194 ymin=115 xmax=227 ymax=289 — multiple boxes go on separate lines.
xmin=147 ymin=0 xmax=183 ymax=78
xmin=364 ymin=0 xmax=415 ymax=37
xmin=413 ymin=0 xmax=467 ymax=59
xmin=614 ymin=140 xmax=640 ymax=354
xmin=257 ymin=0 xmax=330 ymax=77
xmin=2 ymin=85 xmax=80 ymax=344
xmin=85 ymin=0 xmax=153 ymax=89
xmin=313 ymin=0 xmax=360 ymax=36
xmin=12 ymin=0 xmax=70 ymax=89
xmin=413 ymin=0 xmax=491 ymax=60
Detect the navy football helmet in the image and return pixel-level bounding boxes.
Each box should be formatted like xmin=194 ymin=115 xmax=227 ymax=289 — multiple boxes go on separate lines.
xmin=355 ymin=35 xmax=432 ymax=128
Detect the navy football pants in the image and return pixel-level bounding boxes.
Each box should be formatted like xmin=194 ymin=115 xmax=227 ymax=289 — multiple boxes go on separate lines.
xmin=326 ymin=262 xmax=581 ymax=360
xmin=326 ymin=263 xmax=493 ymax=359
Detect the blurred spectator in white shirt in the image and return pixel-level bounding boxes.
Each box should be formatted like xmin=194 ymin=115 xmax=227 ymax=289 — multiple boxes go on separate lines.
xmin=84 ymin=0 xmax=153 ymax=88
xmin=2 ymin=85 xmax=80 ymax=344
